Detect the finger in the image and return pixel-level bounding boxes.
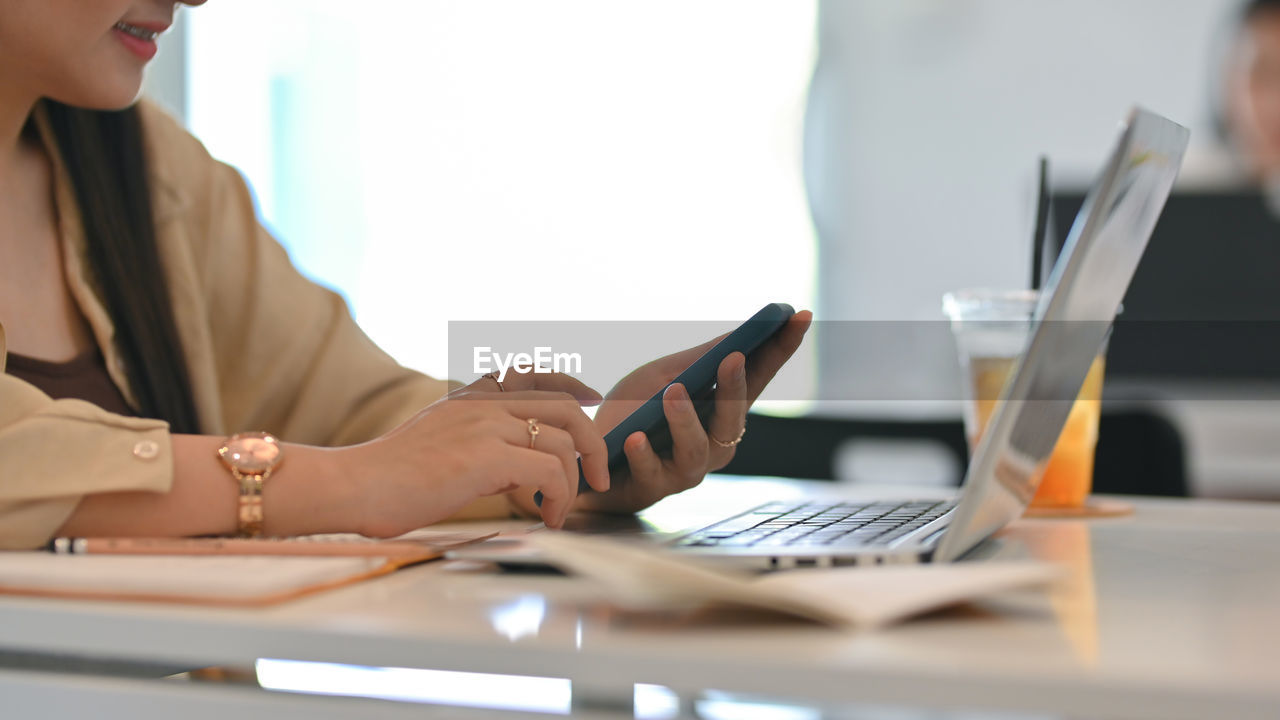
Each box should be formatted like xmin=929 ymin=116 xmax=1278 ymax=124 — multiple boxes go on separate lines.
xmin=490 ymin=370 xmax=603 ymax=405
xmin=744 ymin=310 xmax=813 ymax=401
xmin=493 ymin=391 xmax=610 ymax=493
xmin=616 ymin=333 xmax=728 ymax=398
xmin=496 ymin=417 xmax=578 ymax=480
xmin=527 ymin=424 xmax=581 ymax=519
xmin=443 ymin=373 xmax=511 ymax=400
xmin=663 ymin=383 xmax=709 ymax=481
xmin=656 ymin=332 xmax=726 ymax=375
xmin=476 ymin=373 xmax=506 ymax=393
xmin=523 ymin=450 xmax=573 ymax=528
xmin=621 ymin=431 xmax=662 ymax=488
xmin=708 ymin=352 xmax=749 ymax=458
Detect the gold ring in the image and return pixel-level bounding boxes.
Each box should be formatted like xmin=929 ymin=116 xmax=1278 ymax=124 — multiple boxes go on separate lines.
xmin=481 ymin=372 xmax=505 ymax=392
xmin=527 ymin=418 xmax=540 ymax=448
xmin=710 ymin=423 xmax=746 ymax=448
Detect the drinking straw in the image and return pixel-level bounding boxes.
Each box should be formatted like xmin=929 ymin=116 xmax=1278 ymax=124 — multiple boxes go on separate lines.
xmin=1030 ymin=155 xmax=1051 ymax=291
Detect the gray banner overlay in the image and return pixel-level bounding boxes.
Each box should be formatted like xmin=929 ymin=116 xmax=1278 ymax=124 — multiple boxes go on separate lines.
xmin=447 ymin=320 xmax=1280 ymax=402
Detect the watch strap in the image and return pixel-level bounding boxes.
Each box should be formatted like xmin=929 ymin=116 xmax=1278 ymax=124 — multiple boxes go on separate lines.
xmin=230 ymin=468 xmax=269 ymax=538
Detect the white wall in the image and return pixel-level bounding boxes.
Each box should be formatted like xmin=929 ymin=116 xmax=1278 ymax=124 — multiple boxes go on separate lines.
xmin=807 ymin=0 xmax=1236 ymax=416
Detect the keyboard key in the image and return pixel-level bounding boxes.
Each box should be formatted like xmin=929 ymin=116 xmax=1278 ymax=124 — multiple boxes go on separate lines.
xmin=752 ymin=503 xmax=802 ymax=515
xmin=698 ymin=514 xmax=770 ymax=535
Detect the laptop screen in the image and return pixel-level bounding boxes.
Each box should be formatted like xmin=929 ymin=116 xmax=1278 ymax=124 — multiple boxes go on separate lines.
xmin=935 ymin=108 xmax=1190 ymax=563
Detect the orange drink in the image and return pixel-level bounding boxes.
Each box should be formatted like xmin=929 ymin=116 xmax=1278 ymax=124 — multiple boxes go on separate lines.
xmin=967 ymin=355 xmax=1105 ymax=508
xmin=943 ymin=288 xmax=1109 ymax=510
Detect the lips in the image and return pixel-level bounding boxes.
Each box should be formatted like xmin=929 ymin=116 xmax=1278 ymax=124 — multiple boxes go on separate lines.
xmin=113 ymin=20 xmax=168 ymax=61
xmin=113 ymin=21 xmax=166 ymax=41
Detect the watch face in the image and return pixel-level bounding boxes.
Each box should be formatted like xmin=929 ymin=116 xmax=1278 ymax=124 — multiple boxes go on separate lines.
xmin=220 ymin=432 xmax=282 ymax=474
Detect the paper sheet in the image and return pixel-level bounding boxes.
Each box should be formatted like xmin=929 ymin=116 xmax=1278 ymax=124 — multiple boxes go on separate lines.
xmin=527 ymin=532 xmax=1061 ymax=628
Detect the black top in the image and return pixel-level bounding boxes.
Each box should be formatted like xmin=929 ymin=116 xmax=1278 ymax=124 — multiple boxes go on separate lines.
xmin=5 ymin=348 xmax=135 ymax=417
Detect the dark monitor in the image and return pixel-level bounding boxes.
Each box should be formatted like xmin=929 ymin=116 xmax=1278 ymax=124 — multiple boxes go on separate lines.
xmin=1050 ymin=188 xmax=1280 ymax=380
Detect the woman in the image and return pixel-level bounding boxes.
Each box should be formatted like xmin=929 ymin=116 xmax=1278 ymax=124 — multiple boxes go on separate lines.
xmin=0 ymin=0 xmax=811 ymax=548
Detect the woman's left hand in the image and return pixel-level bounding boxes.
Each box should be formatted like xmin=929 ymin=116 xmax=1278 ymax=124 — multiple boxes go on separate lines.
xmin=576 ymin=310 xmax=812 ymax=514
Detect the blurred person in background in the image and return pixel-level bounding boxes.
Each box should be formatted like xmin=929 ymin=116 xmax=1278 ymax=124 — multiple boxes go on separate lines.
xmin=1219 ymin=0 xmax=1280 ymax=184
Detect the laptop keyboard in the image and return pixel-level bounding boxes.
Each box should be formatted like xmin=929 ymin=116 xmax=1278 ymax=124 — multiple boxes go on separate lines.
xmin=674 ymin=500 xmax=956 ymax=550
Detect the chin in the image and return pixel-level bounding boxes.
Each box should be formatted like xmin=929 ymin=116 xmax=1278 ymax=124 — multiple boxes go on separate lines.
xmin=40 ymin=59 xmax=146 ymax=110
xmin=48 ymin=82 xmax=144 ymax=112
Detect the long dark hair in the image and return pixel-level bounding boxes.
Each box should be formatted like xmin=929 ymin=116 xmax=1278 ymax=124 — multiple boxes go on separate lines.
xmin=42 ymin=100 xmax=200 ymax=434
xmin=1242 ymin=0 xmax=1280 ymax=22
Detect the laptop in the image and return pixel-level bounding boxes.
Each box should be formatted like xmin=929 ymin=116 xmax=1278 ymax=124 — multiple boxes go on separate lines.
xmin=658 ymin=107 xmax=1189 ymax=569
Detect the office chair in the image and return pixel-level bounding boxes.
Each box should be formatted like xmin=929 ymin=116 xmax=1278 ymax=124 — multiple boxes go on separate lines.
xmin=1092 ymin=409 xmax=1189 ymax=497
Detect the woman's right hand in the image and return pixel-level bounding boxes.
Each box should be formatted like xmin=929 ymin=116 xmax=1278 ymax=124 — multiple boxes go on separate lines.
xmin=341 ymin=376 xmax=610 ymax=536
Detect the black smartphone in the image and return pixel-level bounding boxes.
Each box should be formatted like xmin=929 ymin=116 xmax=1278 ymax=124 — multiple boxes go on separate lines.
xmin=536 ymin=303 xmax=795 ymax=506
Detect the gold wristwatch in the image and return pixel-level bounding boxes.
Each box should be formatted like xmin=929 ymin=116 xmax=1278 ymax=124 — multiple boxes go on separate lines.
xmin=216 ymin=432 xmax=283 ymax=537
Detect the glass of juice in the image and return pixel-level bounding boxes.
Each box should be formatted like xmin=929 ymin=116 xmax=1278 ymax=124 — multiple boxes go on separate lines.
xmin=942 ymin=289 xmax=1107 ymax=509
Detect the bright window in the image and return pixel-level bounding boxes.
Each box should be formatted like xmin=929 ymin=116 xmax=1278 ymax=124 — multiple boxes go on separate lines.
xmin=185 ymin=1 xmax=816 ymax=390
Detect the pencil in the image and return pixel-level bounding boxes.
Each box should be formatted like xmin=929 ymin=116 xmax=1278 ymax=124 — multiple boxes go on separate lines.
xmin=45 ymin=533 xmax=495 ymax=559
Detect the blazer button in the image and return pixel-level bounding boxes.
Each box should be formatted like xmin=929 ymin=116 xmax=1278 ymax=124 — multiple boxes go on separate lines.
xmin=133 ymin=440 xmax=161 ymax=460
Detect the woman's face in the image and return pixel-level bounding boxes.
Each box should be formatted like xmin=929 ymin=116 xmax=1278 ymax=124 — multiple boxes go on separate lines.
xmin=0 ymin=0 xmax=206 ymax=110
xmin=1226 ymin=10 xmax=1280 ymax=179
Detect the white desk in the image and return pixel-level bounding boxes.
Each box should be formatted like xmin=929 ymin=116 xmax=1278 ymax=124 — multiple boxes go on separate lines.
xmin=2 ymin=477 xmax=1279 ymax=719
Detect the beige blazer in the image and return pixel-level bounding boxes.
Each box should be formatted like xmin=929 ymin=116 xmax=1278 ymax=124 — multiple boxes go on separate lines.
xmin=0 ymin=101 xmax=459 ymax=549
